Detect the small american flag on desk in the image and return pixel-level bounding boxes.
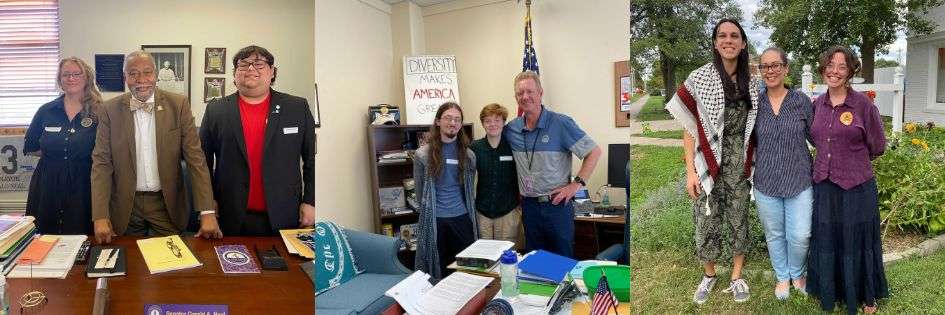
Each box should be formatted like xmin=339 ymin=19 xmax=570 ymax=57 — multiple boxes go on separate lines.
xmin=591 ymin=274 xmax=619 ymax=315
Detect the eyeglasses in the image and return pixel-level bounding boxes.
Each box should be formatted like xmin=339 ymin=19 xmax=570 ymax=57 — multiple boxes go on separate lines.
xmin=236 ymin=59 xmax=270 ymax=71
xmin=825 ymin=63 xmax=848 ymax=73
xmin=758 ymin=62 xmax=785 ymax=73
xmin=126 ymin=70 xmax=154 ymax=79
xmin=440 ymin=116 xmax=462 ymax=123
xmin=166 ymin=238 xmax=182 ymax=258
xmin=60 ymin=72 xmax=84 ymax=80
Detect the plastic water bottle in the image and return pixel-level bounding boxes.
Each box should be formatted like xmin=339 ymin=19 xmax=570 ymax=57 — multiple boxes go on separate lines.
xmin=0 ymin=274 xmax=9 ymax=315
xmin=499 ymin=250 xmax=519 ymax=299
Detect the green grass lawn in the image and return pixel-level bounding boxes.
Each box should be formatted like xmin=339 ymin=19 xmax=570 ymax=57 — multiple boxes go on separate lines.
xmin=629 ymin=139 xmax=945 ymax=313
xmin=632 ymin=130 xmax=684 ymax=139
xmin=629 ymin=145 xmax=683 ymax=208
xmin=636 ymin=96 xmax=673 ymax=121
xmin=632 ymin=248 xmax=945 ymax=313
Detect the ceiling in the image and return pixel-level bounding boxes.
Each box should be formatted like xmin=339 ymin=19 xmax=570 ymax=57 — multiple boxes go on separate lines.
xmin=382 ymin=0 xmax=458 ymax=7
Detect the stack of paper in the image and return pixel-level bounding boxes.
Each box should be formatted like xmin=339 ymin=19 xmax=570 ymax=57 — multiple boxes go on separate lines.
xmin=0 ymin=216 xmax=38 ymax=274
xmin=137 ymin=235 xmax=201 ymax=274
xmin=8 ymin=235 xmax=87 ymax=279
xmin=455 ymin=239 xmax=514 ymax=269
xmin=279 ymin=229 xmax=314 ymax=259
xmin=385 ymin=270 xmax=492 ymax=315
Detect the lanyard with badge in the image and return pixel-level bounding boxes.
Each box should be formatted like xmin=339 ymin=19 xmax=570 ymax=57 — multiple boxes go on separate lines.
xmin=521 ymin=110 xmax=543 ymax=195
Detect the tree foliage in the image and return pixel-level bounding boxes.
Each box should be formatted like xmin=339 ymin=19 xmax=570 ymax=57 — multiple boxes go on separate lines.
xmin=630 ymin=0 xmax=742 ymax=100
xmin=755 ymin=0 xmax=943 ymax=83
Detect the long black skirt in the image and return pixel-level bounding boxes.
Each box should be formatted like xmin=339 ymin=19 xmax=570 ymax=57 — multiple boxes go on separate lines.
xmin=807 ymin=178 xmax=888 ymax=314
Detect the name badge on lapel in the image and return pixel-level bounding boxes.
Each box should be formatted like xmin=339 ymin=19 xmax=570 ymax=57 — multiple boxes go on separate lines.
xmin=446 ymin=159 xmax=459 ymax=165
xmin=499 ymin=156 xmax=513 ymax=162
xmin=283 ymin=127 xmax=299 ymax=134
xmin=45 ymin=126 xmax=62 ymax=132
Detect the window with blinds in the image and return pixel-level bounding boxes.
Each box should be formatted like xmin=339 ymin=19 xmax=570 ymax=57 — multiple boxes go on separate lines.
xmin=0 ymin=0 xmax=60 ymax=126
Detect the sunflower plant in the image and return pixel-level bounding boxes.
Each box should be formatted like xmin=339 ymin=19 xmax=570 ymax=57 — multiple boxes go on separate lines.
xmin=875 ymin=123 xmax=945 ymax=236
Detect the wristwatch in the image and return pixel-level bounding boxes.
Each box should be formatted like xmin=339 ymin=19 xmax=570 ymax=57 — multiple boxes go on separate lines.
xmin=573 ymin=176 xmax=586 ymax=186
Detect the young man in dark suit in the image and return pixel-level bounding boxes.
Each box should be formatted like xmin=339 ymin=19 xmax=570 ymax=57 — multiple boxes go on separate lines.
xmin=199 ymin=45 xmax=317 ymax=236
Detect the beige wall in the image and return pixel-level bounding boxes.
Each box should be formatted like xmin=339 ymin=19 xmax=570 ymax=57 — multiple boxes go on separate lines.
xmin=422 ymin=0 xmax=630 ymax=205
xmin=5 ymin=0 xmax=629 ymax=231
xmin=60 ymin=0 xmax=316 ymax=121
xmin=3 ymin=0 xmax=318 ymax=207
xmin=313 ymin=0 xmax=396 ymax=231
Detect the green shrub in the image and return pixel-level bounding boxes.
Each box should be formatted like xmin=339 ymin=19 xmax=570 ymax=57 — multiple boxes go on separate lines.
xmin=875 ymin=124 xmax=945 ymax=235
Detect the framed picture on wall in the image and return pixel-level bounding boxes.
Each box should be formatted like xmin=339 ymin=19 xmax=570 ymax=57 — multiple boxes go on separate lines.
xmin=204 ymin=47 xmax=226 ymax=74
xmin=142 ymin=45 xmax=192 ymax=101
xmin=204 ymin=77 xmax=225 ymax=103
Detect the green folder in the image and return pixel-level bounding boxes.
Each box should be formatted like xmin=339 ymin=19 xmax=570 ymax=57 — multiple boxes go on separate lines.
xmin=519 ymin=281 xmax=558 ymax=297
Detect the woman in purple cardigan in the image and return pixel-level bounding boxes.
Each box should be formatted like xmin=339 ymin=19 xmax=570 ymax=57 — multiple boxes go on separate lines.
xmin=806 ymin=46 xmax=888 ymax=315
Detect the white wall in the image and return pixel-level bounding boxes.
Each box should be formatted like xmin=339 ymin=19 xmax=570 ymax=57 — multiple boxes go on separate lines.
xmin=421 ymin=0 xmax=630 ymax=205
xmin=904 ymin=5 xmax=945 ymax=125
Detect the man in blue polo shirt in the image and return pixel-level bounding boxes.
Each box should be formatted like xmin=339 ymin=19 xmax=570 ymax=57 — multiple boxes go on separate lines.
xmin=504 ymin=71 xmax=602 ymax=258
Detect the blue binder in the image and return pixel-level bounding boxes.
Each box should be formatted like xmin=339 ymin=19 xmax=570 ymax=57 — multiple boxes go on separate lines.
xmin=517 ymin=250 xmax=578 ymax=284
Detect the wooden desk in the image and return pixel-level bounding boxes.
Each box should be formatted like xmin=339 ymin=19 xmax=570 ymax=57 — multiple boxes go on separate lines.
xmin=7 ymin=237 xmax=314 ymax=314
xmin=573 ymin=216 xmax=625 ymax=260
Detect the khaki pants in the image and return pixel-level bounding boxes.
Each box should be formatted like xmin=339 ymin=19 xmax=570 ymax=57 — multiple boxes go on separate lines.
xmin=126 ymin=191 xmax=179 ymax=236
xmin=477 ymin=207 xmax=522 ymax=247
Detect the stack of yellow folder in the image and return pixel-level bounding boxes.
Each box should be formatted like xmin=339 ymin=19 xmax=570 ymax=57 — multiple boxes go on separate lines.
xmin=136 ymin=235 xmax=202 ymax=274
xmin=279 ymin=229 xmax=314 ymax=259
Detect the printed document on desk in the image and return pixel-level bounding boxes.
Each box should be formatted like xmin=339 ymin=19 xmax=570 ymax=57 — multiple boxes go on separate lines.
xmin=385 ymin=270 xmax=492 ymax=315
xmin=8 ymin=235 xmax=87 ymax=279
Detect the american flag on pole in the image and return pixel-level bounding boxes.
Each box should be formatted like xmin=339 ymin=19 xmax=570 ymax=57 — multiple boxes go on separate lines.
xmin=591 ymin=274 xmax=619 ymax=315
xmin=522 ymin=5 xmax=539 ymax=75
xmin=519 ymin=2 xmax=539 ymax=116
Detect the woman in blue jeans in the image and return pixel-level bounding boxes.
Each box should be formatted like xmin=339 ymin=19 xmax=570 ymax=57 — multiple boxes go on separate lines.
xmin=751 ymin=47 xmax=814 ymax=300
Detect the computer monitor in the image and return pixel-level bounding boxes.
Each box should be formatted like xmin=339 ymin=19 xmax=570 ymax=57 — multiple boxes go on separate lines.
xmin=607 ymin=143 xmax=629 ymax=188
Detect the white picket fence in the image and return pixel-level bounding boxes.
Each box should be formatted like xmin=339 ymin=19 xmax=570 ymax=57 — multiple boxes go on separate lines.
xmin=800 ymin=65 xmax=905 ymax=132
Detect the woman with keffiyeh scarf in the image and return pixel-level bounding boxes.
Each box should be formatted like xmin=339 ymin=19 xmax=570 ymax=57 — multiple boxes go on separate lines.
xmin=665 ymin=18 xmax=759 ymax=305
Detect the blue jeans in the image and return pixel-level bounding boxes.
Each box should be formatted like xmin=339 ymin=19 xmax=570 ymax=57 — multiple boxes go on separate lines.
xmin=522 ymin=197 xmax=575 ymax=258
xmin=753 ymin=187 xmax=813 ymax=282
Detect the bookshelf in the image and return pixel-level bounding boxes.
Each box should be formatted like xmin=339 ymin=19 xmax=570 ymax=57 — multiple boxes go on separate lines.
xmin=367 ymin=124 xmax=474 ymax=237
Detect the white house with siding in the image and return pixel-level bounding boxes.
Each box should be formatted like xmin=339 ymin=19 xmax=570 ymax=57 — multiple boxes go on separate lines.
xmin=905 ymin=4 xmax=945 ymax=125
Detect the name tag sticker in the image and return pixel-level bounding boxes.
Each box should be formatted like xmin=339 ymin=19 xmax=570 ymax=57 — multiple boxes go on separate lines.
xmin=499 ymin=156 xmax=513 ymax=162
xmin=45 ymin=126 xmax=62 ymax=132
xmin=446 ymin=159 xmax=459 ymax=165
xmin=283 ymin=127 xmax=299 ymax=134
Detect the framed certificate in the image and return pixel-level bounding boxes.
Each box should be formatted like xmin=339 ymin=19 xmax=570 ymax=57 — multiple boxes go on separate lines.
xmin=204 ymin=47 xmax=226 ymax=74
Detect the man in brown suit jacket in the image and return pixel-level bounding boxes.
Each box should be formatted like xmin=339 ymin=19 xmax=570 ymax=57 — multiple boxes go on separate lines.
xmin=91 ymin=51 xmax=222 ymax=243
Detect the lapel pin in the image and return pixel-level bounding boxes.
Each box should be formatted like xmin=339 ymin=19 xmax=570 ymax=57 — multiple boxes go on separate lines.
xmin=157 ymin=105 xmax=164 ymax=111
xmin=274 ymin=104 xmax=281 ymax=114
xmin=81 ymin=117 xmax=93 ymax=128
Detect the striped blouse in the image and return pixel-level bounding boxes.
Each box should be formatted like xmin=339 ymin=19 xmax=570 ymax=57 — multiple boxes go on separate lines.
xmin=753 ymin=88 xmax=814 ymax=198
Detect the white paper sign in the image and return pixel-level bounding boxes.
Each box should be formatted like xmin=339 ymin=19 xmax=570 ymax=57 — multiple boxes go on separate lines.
xmin=0 ymin=135 xmax=39 ymax=192
xmin=403 ymin=55 xmax=460 ymax=125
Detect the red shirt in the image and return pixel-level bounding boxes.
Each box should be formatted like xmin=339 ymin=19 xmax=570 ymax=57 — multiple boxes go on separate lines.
xmin=238 ymin=94 xmax=270 ymax=212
